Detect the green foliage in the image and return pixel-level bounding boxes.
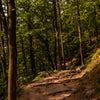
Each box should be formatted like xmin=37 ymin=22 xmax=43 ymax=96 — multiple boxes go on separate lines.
xmin=18 ymin=74 xmax=34 ymax=85
xmin=91 ymin=49 xmax=100 ymax=61
xmin=18 ymin=77 xmax=27 ymax=85
xmin=84 ymin=57 xmax=91 ymax=64
xmin=0 ymin=0 xmax=100 ymax=99
xmin=53 ymin=70 xmax=60 ymax=73
xmin=32 ymin=70 xmax=60 ymax=82
xmin=71 ymin=64 xmax=76 ymax=69
xmin=89 ymin=65 xmax=100 ymax=92
xmin=32 ymin=71 xmax=48 ymax=81
xmin=0 ymin=79 xmax=7 ymax=100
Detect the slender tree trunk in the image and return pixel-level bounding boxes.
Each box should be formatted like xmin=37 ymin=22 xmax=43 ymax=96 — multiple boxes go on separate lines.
xmin=93 ymin=6 xmax=98 ymax=42
xmin=26 ymin=0 xmax=36 ymax=74
xmin=52 ymin=19 xmax=57 ymax=69
xmin=21 ymin=38 xmax=27 ymax=76
xmin=54 ymin=37 xmax=57 ymax=69
xmin=53 ymin=0 xmax=62 ymax=69
xmin=8 ymin=0 xmax=17 ymax=100
xmin=29 ymin=35 xmax=36 ymax=74
xmin=1 ymin=36 xmax=7 ymax=82
xmin=0 ymin=61 xmax=2 ymax=79
xmin=99 ymin=3 xmax=100 ymax=16
xmin=76 ymin=0 xmax=84 ymax=66
xmin=46 ymin=41 xmax=55 ymax=70
xmin=0 ymin=0 xmax=8 ymax=49
xmin=56 ymin=0 xmax=65 ymax=68
xmin=88 ymin=29 xmax=92 ymax=44
xmin=86 ymin=18 xmax=92 ymax=44
xmin=37 ymin=32 xmax=55 ymax=70
xmin=0 ymin=13 xmax=7 ymax=82
xmin=46 ymin=32 xmax=55 ymax=70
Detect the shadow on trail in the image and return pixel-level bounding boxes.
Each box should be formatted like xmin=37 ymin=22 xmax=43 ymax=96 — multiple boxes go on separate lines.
xmin=18 ymin=70 xmax=84 ymax=100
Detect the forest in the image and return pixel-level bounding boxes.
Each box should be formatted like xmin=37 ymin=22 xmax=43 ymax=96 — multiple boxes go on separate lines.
xmin=0 ymin=0 xmax=100 ymax=100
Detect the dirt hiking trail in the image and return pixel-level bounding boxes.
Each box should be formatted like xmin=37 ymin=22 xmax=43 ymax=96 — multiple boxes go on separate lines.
xmin=18 ymin=70 xmax=98 ymax=100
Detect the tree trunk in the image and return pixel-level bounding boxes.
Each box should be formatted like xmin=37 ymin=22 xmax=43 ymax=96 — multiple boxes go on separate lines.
xmin=8 ymin=0 xmax=17 ymax=100
xmin=0 ymin=0 xmax=8 ymax=49
xmin=97 ymin=2 xmax=100 ymax=16
xmin=0 ymin=61 xmax=2 ymax=79
xmin=37 ymin=32 xmax=55 ymax=70
xmin=56 ymin=0 xmax=65 ymax=69
xmin=93 ymin=6 xmax=98 ymax=42
xmin=52 ymin=19 xmax=57 ymax=70
xmin=26 ymin=0 xmax=36 ymax=74
xmin=54 ymin=37 xmax=57 ymax=70
xmin=21 ymin=38 xmax=27 ymax=76
xmin=45 ymin=32 xmax=55 ymax=70
xmin=53 ymin=0 xmax=62 ymax=69
xmin=76 ymin=0 xmax=84 ymax=66
xmin=29 ymin=35 xmax=36 ymax=74
xmin=0 ymin=13 xmax=7 ymax=82
xmin=1 ymin=36 xmax=7 ymax=82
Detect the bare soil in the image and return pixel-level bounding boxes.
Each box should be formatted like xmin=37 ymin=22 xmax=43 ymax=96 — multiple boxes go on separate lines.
xmin=18 ymin=70 xmax=99 ymax=100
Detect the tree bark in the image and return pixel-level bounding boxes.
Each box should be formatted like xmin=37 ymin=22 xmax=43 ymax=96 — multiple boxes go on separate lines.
xmin=21 ymin=38 xmax=27 ymax=76
xmin=26 ymin=0 xmax=36 ymax=74
xmin=56 ymin=0 xmax=65 ymax=68
xmin=99 ymin=3 xmax=100 ymax=16
xmin=45 ymin=32 xmax=55 ymax=70
xmin=0 ymin=13 xmax=7 ymax=82
xmin=0 ymin=0 xmax=8 ymax=49
xmin=1 ymin=36 xmax=7 ymax=82
xmin=29 ymin=35 xmax=36 ymax=74
xmin=53 ymin=0 xmax=62 ymax=69
xmin=52 ymin=19 xmax=57 ymax=70
xmin=8 ymin=0 xmax=17 ymax=100
xmin=76 ymin=0 xmax=84 ymax=66
xmin=0 ymin=61 xmax=2 ymax=79
xmin=37 ymin=33 xmax=55 ymax=70
xmin=93 ymin=6 xmax=98 ymax=42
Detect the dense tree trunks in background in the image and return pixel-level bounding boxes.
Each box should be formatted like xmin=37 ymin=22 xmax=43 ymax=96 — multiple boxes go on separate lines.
xmin=37 ymin=33 xmax=55 ymax=70
xmin=8 ymin=0 xmax=17 ymax=100
xmin=99 ymin=3 xmax=100 ymax=15
xmin=54 ymin=36 xmax=57 ymax=70
xmin=76 ymin=0 xmax=84 ymax=66
xmin=93 ymin=6 xmax=98 ymax=42
xmin=0 ymin=61 xmax=2 ymax=78
xmin=0 ymin=13 xmax=7 ymax=82
xmin=0 ymin=9 xmax=7 ymax=82
xmin=1 ymin=36 xmax=7 ymax=82
xmin=56 ymin=0 xmax=65 ymax=68
xmin=21 ymin=38 xmax=27 ymax=76
xmin=29 ymin=35 xmax=36 ymax=74
xmin=53 ymin=0 xmax=62 ymax=69
xmin=0 ymin=0 xmax=8 ymax=49
xmin=53 ymin=0 xmax=57 ymax=70
xmin=45 ymin=33 xmax=55 ymax=70
xmin=26 ymin=0 xmax=36 ymax=74
xmin=88 ymin=29 xmax=92 ymax=45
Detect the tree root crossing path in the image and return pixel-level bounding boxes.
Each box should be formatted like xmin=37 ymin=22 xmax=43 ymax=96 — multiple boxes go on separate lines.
xmin=18 ymin=70 xmax=88 ymax=100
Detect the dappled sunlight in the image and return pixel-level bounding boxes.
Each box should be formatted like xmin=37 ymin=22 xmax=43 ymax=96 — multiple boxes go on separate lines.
xmin=18 ymin=70 xmax=81 ymax=100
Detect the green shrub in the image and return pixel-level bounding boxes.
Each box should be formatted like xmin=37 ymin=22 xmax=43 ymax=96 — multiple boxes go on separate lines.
xmin=91 ymin=49 xmax=100 ymax=61
xmin=71 ymin=64 xmax=76 ymax=69
xmin=0 ymin=80 xmax=7 ymax=100
xmin=33 ymin=71 xmax=48 ymax=81
xmin=32 ymin=70 xmax=60 ymax=82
